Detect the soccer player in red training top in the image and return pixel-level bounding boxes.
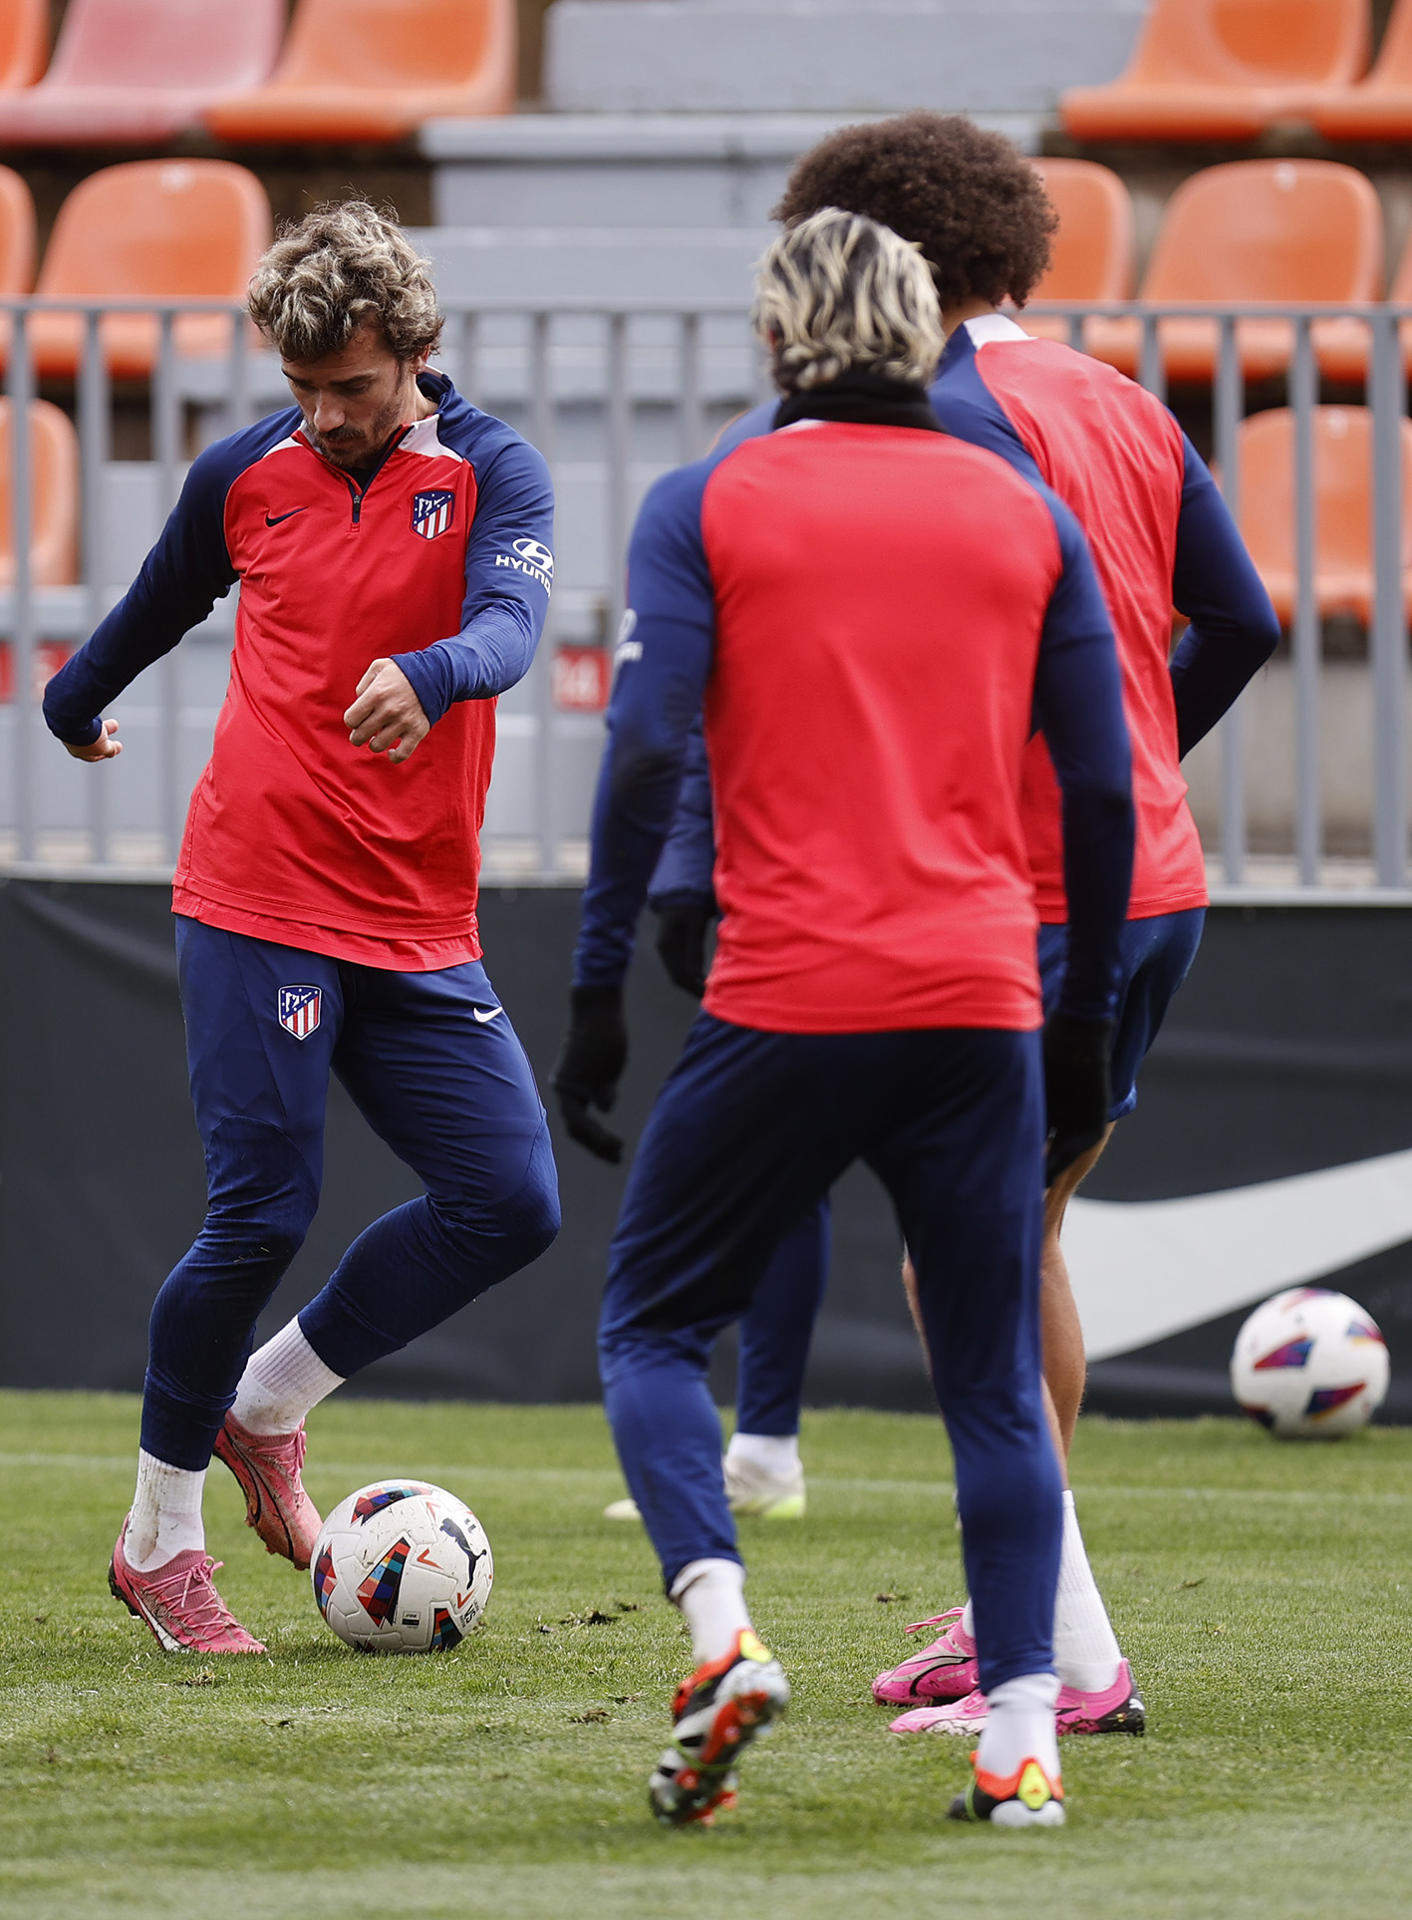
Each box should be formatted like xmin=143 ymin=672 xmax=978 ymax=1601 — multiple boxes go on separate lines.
xmin=43 ymin=202 xmax=560 ymax=1654
xmin=555 ymin=208 xmax=1135 ymax=1827
xmin=570 ymin=116 xmax=1281 ymax=1734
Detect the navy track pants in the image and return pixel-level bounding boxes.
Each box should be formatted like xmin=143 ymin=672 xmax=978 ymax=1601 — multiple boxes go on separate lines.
xmin=142 ymin=919 xmax=559 ymax=1469
xmin=598 ymin=1012 xmax=1061 ymax=1695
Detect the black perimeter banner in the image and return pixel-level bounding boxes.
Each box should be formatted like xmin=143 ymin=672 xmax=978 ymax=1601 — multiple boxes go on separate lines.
xmin=4 ymin=878 xmax=1412 ymax=1421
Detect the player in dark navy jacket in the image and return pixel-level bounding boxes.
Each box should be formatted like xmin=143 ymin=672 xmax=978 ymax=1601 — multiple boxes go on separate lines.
xmin=581 ymin=116 xmax=1278 ymax=1735
xmin=44 ymin=203 xmax=560 ymax=1655
xmin=555 ymin=210 xmax=1135 ymax=1828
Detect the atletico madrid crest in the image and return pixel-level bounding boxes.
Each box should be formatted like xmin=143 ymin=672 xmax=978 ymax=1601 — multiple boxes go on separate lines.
xmin=277 ymin=984 xmax=322 ymax=1040
xmin=411 ymin=489 xmax=455 ymax=541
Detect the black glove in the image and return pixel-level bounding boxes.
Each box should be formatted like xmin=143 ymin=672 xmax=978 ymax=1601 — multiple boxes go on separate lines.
xmin=1041 ymin=1012 xmax=1114 ymax=1187
xmin=552 ymin=984 xmax=628 ymax=1164
xmin=653 ymin=894 xmax=715 ymax=998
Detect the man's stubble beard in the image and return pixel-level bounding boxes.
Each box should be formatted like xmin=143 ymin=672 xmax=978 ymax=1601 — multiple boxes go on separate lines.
xmin=307 ymin=384 xmax=418 ymax=471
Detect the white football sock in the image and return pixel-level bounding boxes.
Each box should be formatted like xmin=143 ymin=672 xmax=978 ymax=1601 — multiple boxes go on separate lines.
xmin=125 ymin=1451 xmax=206 ymax=1572
xmin=1052 ymin=1489 xmax=1123 ymax=1694
xmin=976 ymin=1670 xmax=1061 ymax=1781
xmin=960 ymin=1598 xmax=976 ymax=1642
xmin=231 ymin=1318 xmax=345 ymax=1436
xmin=725 ymin=1431 xmax=800 ymax=1480
xmin=670 ymin=1558 xmax=752 ymax=1665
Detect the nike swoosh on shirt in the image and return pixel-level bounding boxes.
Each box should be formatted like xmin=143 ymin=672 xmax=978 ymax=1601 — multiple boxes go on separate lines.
xmin=472 ymin=1005 xmax=504 ymax=1024
xmin=1067 ymin=1146 xmax=1412 ymax=1360
xmin=265 ymin=508 xmax=307 ymax=526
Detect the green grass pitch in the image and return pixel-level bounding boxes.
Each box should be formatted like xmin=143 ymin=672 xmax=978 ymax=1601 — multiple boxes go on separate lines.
xmin=1 ymin=1390 xmax=1409 ymax=1920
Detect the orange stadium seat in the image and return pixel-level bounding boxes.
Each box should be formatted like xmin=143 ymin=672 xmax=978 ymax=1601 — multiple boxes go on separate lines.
xmin=0 ymin=0 xmax=47 ymax=91
xmin=0 ymin=164 xmax=35 ymax=296
xmin=0 ymin=167 xmax=37 ymax=367
xmin=1312 ymin=0 xmax=1412 ymax=137
xmin=0 ymin=0 xmax=283 ymax=145
xmin=1086 ymin=160 xmax=1382 ymax=387
xmin=1062 ymin=0 xmax=1370 ymax=142
xmin=1230 ymin=406 xmax=1412 ymax=625
xmin=1015 ymin=160 xmax=1135 ymax=345
xmin=204 ymin=0 xmax=515 ymax=144
xmin=25 ymin=161 xmax=272 ymax=380
xmin=0 ymin=398 xmax=80 ymax=587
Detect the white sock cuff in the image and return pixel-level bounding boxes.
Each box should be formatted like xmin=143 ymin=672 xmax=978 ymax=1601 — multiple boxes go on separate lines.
xmin=669 ymin=1557 xmax=745 ymax=1605
xmin=989 ymin=1670 xmax=1060 ymax=1713
xmin=231 ymin=1318 xmax=345 ymax=1435
xmin=136 ymin=1449 xmax=205 ymax=1513
xmin=725 ymin=1432 xmax=800 ymax=1474
xmin=127 ymin=1453 xmax=207 ymax=1571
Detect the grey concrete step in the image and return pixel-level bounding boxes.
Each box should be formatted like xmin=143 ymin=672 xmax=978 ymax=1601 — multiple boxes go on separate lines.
xmin=412 ymin=224 xmax=772 ymax=306
xmin=422 ymin=110 xmax=1040 ymax=228
xmin=544 ymin=1 xmax=1144 ymax=114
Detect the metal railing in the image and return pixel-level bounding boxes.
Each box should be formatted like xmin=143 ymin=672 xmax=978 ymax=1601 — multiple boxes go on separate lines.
xmin=1 ymin=295 xmax=1410 ymax=901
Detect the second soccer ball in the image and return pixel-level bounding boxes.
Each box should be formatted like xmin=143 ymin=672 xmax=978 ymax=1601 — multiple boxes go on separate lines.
xmin=1230 ymin=1287 xmax=1390 ymax=1438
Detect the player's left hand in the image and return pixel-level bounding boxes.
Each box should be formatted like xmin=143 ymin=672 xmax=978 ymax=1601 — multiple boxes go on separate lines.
xmin=552 ymin=985 xmax=628 ymax=1163
xmin=344 ymin=659 xmax=430 ymax=764
xmin=1041 ymin=1011 xmax=1114 ymax=1186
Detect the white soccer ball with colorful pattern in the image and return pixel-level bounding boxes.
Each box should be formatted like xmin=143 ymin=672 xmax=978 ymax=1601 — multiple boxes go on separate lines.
xmin=1230 ymin=1287 xmax=1390 ymax=1438
xmin=311 ymin=1480 xmax=493 ymax=1652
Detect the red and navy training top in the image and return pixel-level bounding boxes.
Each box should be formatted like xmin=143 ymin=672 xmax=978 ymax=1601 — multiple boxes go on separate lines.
xmin=43 ymin=371 xmax=554 ymax=969
xmin=574 ymin=411 xmax=1135 ymax=1033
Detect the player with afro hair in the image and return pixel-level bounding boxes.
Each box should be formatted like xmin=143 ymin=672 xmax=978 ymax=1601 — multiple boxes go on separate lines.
xmin=774 ymin=111 xmax=1058 ymax=315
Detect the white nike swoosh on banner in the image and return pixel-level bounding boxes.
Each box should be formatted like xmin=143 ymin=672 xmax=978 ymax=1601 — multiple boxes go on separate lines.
xmin=472 ymin=1006 xmax=504 ymax=1024
xmin=1066 ymin=1147 xmax=1412 ymax=1361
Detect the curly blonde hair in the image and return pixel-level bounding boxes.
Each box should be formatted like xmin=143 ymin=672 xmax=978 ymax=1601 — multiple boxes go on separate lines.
xmin=248 ymin=199 xmax=444 ymax=363
xmin=752 ymin=207 xmax=943 ymax=393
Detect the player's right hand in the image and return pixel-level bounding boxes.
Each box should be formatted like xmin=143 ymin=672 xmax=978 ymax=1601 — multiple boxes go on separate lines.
xmin=1041 ymin=1012 xmax=1114 ymax=1186
xmin=653 ymin=895 xmax=715 ymax=998
xmin=63 ymin=717 xmax=122 ymax=762
xmin=552 ymin=985 xmax=629 ymax=1164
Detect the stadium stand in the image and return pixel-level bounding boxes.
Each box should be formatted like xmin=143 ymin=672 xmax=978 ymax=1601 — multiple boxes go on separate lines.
xmin=0 ymin=0 xmax=46 ymax=93
xmin=1015 ymin=158 xmax=1134 ymax=345
xmin=204 ymin=0 xmax=515 ymax=145
xmin=1061 ymin=0 xmax=1370 ymax=141
xmin=1231 ymin=405 xmax=1412 ymax=624
xmin=0 ymin=0 xmax=283 ymax=145
xmin=0 ymin=397 xmax=79 ymax=586
xmin=3 ymin=0 xmax=1407 ymax=880
xmin=1311 ymin=0 xmax=1412 ymax=137
xmin=1085 ymin=159 xmax=1383 ymax=385
xmin=26 ymin=160 xmax=271 ymax=378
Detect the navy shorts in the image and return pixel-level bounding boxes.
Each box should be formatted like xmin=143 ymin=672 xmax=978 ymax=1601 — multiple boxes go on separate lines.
xmin=1038 ymin=907 xmax=1204 ymax=1120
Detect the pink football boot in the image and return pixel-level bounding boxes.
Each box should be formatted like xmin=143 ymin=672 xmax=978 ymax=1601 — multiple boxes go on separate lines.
xmin=213 ymin=1412 xmax=322 ymax=1571
xmin=109 ymin=1520 xmax=265 ymax=1654
xmin=889 ymin=1659 xmax=1145 ymax=1736
xmin=871 ymin=1606 xmax=979 ymax=1705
